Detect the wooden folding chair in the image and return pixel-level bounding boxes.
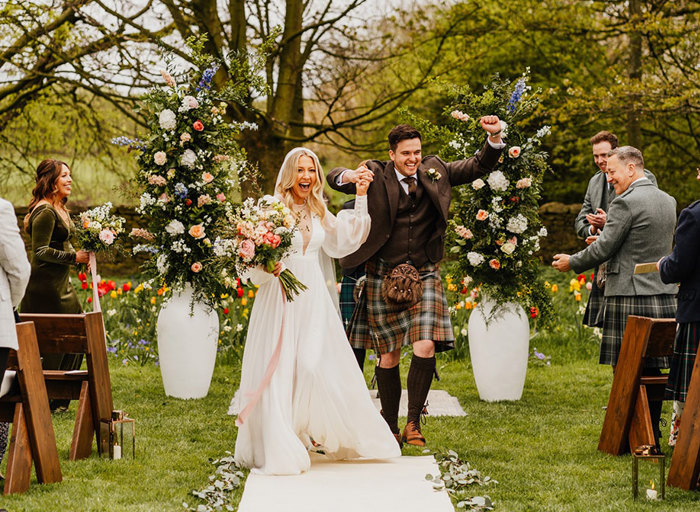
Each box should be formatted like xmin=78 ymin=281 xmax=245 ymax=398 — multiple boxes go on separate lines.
xmin=598 ymin=316 xmax=676 ymax=455
xmin=668 ymin=349 xmax=700 ymax=490
xmin=0 ymin=322 xmax=62 ymax=494
xmin=19 ymin=312 xmax=114 ymax=458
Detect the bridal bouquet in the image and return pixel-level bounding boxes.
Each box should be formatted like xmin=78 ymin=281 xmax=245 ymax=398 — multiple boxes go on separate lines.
xmin=76 ymin=202 xmax=126 ymax=254
xmin=216 ymin=196 xmax=307 ymax=301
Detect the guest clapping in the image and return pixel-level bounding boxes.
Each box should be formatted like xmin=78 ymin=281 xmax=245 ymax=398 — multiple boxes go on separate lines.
xmin=20 ymin=160 xmax=88 ymax=408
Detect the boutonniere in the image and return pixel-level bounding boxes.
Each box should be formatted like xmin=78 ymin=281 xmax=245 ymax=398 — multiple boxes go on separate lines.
xmin=426 ymin=168 xmax=441 ymax=182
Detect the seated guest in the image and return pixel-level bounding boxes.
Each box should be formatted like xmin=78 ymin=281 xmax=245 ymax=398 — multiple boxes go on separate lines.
xmin=553 ymin=146 xmax=677 ymax=445
xmin=0 ymin=195 xmax=31 ymax=477
xmin=658 ymin=167 xmax=700 ymax=445
xmin=20 ymin=160 xmax=89 ymax=410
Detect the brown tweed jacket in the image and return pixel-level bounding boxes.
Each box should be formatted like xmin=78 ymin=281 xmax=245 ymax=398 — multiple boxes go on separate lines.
xmin=327 ymin=140 xmax=503 ymax=269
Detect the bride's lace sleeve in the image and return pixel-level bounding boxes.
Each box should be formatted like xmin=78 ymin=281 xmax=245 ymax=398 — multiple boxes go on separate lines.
xmin=321 ymin=195 xmax=371 ymax=259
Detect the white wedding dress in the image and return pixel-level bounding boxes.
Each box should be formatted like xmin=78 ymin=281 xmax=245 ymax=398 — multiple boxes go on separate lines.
xmin=233 ymin=195 xmax=401 ymax=475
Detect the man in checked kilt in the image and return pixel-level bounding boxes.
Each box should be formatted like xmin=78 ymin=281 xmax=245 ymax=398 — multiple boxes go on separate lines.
xmin=328 ymin=119 xmax=505 ymax=446
xmin=553 ymin=146 xmax=677 ymax=446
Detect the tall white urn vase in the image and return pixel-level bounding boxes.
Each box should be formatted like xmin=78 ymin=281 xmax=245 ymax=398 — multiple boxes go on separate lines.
xmin=468 ymin=298 xmax=530 ymax=402
xmin=157 ymin=284 xmax=219 ymax=399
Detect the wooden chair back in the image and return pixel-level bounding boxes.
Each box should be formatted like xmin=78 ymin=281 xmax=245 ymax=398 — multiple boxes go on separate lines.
xmin=0 ymin=322 xmax=62 ymax=494
xmin=598 ymin=316 xmax=676 ymax=455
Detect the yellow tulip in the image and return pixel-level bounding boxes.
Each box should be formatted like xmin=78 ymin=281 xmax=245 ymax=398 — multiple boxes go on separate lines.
xmin=551 ymin=284 xmax=558 ymax=293
xmin=241 ymin=298 xmax=248 ymax=306
xmin=455 ymin=302 xmax=462 ymax=310
xmin=110 ymin=291 xmax=117 ymax=299
xmin=248 ymin=290 xmax=255 ymax=298
xmin=150 ymin=297 xmax=156 ymax=304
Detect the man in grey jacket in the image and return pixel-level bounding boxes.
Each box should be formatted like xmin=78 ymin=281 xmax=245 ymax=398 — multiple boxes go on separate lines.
xmin=574 ymin=131 xmax=657 ymax=327
xmin=554 ymin=146 xmax=677 ymax=445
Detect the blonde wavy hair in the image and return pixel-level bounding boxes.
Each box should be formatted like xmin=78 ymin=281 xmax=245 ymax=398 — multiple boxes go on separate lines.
xmin=275 ymin=147 xmax=327 ymax=220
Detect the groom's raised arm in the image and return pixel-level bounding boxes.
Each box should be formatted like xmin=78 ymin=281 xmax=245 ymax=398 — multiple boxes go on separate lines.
xmin=446 ymin=140 xmax=503 ymax=186
xmin=327 ymin=166 xmax=357 ymax=195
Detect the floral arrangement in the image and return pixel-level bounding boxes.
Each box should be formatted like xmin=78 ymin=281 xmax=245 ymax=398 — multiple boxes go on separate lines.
xmin=75 ymin=202 xmax=125 ymax=253
xmin=409 ymin=71 xmax=553 ymax=324
xmin=214 ymin=195 xmax=307 ymax=301
xmin=113 ymin=43 xmax=261 ymax=307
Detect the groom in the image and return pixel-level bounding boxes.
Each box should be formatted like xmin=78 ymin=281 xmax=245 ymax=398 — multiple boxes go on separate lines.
xmin=328 ymin=118 xmax=504 ymax=446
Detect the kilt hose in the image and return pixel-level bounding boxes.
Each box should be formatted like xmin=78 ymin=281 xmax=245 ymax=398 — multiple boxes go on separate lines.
xmin=347 ymin=258 xmax=454 ymax=354
xmin=665 ymin=321 xmax=700 ymax=402
xmin=582 ymin=271 xmax=605 ymax=328
xmin=600 ymin=294 xmax=677 ymax=367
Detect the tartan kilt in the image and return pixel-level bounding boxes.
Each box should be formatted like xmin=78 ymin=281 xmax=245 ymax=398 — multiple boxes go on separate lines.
xmin=600 ymin=294 xmax=677 ymax=367
xmin=339 ymin=274 xmax=359 ymax=330
xmin=347 ymin=259 xmax=454 ymax=354
xmin=582 ymin=272 xmax=605 ymax=328
xmin=665 ymin=322 xmax=700 ymax=401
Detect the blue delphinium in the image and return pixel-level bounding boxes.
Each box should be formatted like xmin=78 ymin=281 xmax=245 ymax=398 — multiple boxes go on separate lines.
xmin=196 ymin=63 xmax=220 ymax=92
xmin=111 ymin=136 xmax=146 ymax=151
xmin=174 ymin=182 xmax=188 ymax=199
xmin=507 ymin=78 xmax=527 ymax=114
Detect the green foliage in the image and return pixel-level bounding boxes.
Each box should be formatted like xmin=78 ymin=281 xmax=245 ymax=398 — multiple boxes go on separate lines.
xmin=408 ymin=73 xmax=554 ymax=325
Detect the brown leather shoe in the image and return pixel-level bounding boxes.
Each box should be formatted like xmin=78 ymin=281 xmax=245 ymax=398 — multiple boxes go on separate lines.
xmin=402 ymin=421 xmax=426 ymax=447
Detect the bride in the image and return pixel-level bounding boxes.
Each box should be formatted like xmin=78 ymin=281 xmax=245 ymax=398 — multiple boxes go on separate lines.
xmin=233 ymin=147 xmax=401 ymax=475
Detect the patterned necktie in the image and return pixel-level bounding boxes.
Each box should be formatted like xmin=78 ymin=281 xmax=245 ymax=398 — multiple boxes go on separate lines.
xmin=403 ymin=176 xmax=417 ymax=196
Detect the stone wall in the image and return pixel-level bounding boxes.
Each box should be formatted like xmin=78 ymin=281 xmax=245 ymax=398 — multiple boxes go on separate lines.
xmin=14 ymin=202 xmax=587 ymax=276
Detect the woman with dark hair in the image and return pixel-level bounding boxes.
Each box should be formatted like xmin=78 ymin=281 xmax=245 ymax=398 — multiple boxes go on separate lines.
xmin=20 ymin=160 xmax=89 ymax=403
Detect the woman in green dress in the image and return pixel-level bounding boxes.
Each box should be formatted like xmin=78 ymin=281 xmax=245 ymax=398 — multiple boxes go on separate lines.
xmin=20 ymin=159 xmax=90 ymax=390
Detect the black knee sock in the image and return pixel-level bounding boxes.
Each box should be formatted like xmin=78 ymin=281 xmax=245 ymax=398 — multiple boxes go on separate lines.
xmin=407 ymin=354 xmax=435 ymax=425
xmin=375 ymin=364 xmax=401 ymax=434
xmin=353 ymin=348 xmax=366 ymax=371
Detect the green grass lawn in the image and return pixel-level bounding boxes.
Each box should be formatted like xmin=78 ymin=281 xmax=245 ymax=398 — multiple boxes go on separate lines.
xmin=3 ymin=346 xmax=700 ymax=511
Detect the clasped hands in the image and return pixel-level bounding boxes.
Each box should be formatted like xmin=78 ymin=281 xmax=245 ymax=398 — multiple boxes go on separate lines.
xmin=343 ymin=165 xmax=374 ymax=195
xmin=586 ymin=208 xmax=607 ymax=233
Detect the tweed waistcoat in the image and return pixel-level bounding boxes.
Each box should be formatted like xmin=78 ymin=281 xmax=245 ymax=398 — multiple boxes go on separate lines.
xmin=376 ymin=178 xmax=439 ymax=267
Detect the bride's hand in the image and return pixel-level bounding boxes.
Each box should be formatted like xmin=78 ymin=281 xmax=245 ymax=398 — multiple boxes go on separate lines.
xmin=267 ymin=261 xmax=283 ymax=277
xmin=356 ymin=175 xmax=370 ymax=196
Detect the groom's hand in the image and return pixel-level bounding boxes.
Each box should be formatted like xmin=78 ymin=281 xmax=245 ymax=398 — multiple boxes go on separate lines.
xmin=480 ymin=115 xmax=502 ymax=144
xmin=342 ymin=164 xmax=374 ymax=185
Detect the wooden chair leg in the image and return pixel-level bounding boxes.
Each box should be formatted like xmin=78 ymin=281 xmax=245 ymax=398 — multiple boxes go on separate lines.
xmin=70 ymin=381 xmax=94 ymax=461
xmin=629 ymin=385 xmax=656 ymax=451
xmin=3 ymin=404 xmax=32 ymax=495
xmin=668 ymin=351 xmax=700 ymax=490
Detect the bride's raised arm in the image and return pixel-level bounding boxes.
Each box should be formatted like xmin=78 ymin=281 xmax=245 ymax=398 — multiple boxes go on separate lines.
xmin=321 ymin=194 xmax=370 ymax=259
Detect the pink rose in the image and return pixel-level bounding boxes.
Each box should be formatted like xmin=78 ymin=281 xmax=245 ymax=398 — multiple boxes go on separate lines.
xmin=239 ymin=239 xmax=255 ymax=261
xmin=183 ymin=95 xmax=199 ymax=109
xmin=160 ymin=70 xmax=176 ymax=87
xmin=193 ymin=120 xmax=204 ymax=131
xmin=516 ymin=177 xmax=532 ymax=189
xmin=216 ymin=193 xmax=226 ymax=202
xmin=455 ymin=225 xmax=473 ymax=239
xmin=148 ymin=174 xmax=167 ymax=186
xmin=98 ymin=229 xmax=115 ymax=246
xmin=191 ymin=262 xmax=202 ymax=273
xmin=489 ymin=259 xmax=501 ymax=270
xmin=197 ymin=194 xmax=211 ymax=207
xmin=450 ymin=110 xmax=470 ymax=122
xmin=476 ymin=209 xmax=489 ymax=221
xmin=180 ymin=133 xmax=191 ymax=144
xmin=188 ymin=224 xmax=206 ymax=239
xmin=202 ymin=172 xmax=214 ymax=183
xmin=508 ymin=146 xmax=521 ymax=158
xmin=154 ymin=151 xmax=167 ymax=166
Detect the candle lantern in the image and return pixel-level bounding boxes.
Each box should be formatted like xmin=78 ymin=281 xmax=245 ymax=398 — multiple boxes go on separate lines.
xmin=632 ymin=445 xmax=665 ymax=500
xmin=99 ymin=410 xmax=135 ymax=460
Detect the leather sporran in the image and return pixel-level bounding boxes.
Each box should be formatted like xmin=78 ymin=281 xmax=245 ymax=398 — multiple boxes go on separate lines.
xmin=381 ymin=264 xmax=423 ymax=308
xmin=596 ymin=261 xmax=607 ymax=290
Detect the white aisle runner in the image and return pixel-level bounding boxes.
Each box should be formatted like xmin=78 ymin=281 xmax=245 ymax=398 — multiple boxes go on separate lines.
xmin=229 ymin=389 xmax=467 ymax=417
xmin=238 ymin=454 xmax=454 ymax=512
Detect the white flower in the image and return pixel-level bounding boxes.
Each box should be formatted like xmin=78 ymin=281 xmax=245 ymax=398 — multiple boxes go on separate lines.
xmin=472 ymin=179 xmax=485 ymax=190
xmin=460 ymin=328 xmax=468 ymax=336
xmin=179 ymin=95 xmax=199 ymax=112
xmin=159 ymin=109 xmax=177 ymax=130
xmin=98 ymin=229 xmax=115 ymax=245
xmin=538 ymin=226 xmax=548 ymax=237
xmin=451 ymin=110 xmax=470 ymax=122
xmin=156 ymin=253 xmax=169 ymax=273
xmin=507 ymin=214 xmax=528 ymax=234
xmin=536 ymin=125 xmax=551 ymax=138
xmin=499 ymin=120 xmax=508 ymax=137
xmin=181 ymin=149 xmax=197 ymax=169
xmin=426 ymin=168 xmax=441 ymax=181
xmin=508 ymin=146 xmax=521 ymax=158
xmin=467 ymin=252 xmax=485 ymax=266
xmin=236 ymin=323 xmax=244 ymax=333
xmin=107 ymin=309 xmax=117 ymax=317
xmin=154 ymin=151 xmax=167 ymax=166
xmin=487 ymin=170 xmax=509 ymax=192
xmin=165 ymin=219 xmax=185 ymax=236
xmin=501 ymin=242 xmax=516 ymax=255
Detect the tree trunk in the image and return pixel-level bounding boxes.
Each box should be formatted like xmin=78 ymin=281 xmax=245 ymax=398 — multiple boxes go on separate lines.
xmin=240 ymin=123 xmax=289 ymax=196
xmin=627 ymin=0 xmax=643 ymax=148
